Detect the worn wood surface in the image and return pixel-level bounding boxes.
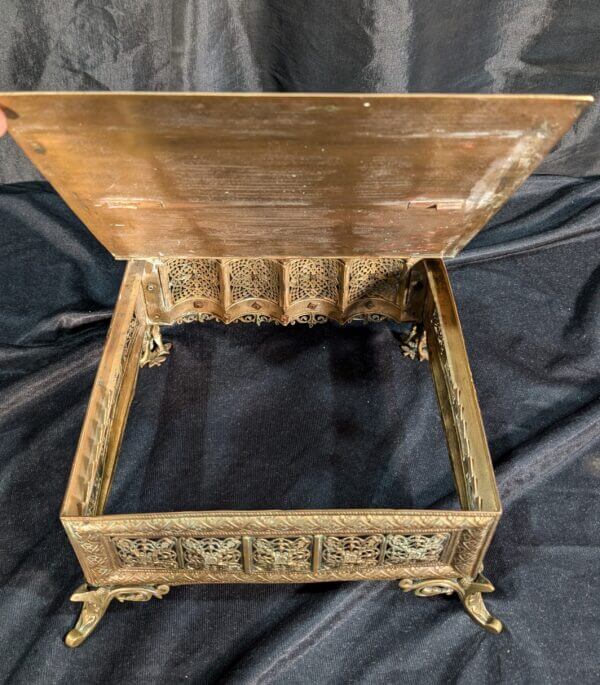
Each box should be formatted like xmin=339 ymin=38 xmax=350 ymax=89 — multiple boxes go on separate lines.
xmin=0 ymin=92 xmax=590 ymax=259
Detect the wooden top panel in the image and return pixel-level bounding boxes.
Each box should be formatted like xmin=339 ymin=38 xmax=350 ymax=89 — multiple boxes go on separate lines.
xmin=0 ymin=93 xmax=591 ymax=259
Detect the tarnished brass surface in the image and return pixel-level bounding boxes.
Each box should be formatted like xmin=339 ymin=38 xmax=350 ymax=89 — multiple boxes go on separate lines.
xmin=399 ymin=573 xmax=503 ymax=634
xmin=66 ymin=583 xmax=169 ymax=647
xmin=57 ymin=256 xmax=503 ymax=644
xmin=143 ymin=256 xmax=415 ymax=326
xmin=61 ymin=509 xmax=497 ymax=586
xmin=422 ymin=260 xmax=501 ymax=514
xmin=0 ymin=92 xmax=591 ymax=258
xmin=3 ymin=92 xmax=586 ymax=645
xmin=139 ymin=324 xmax=172 ymax=368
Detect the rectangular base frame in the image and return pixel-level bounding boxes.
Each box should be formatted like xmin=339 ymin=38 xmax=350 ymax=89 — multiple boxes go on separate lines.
xmin=60 ymin=257 xmax=502 ymax=646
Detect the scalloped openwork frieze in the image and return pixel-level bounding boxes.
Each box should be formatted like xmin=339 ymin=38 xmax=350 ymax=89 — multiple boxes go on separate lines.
xmin=347 ymin=258 xmax=406 ymax=304
xmin=288 ymin=258 xmax=340 ymax=304
xmin=157 ymin=257 xmax=411 ymax=326
xmin=166 ymin=258 xmax=221 ymax=305
xmin=229 ymin=258 xmax=281 ymax=304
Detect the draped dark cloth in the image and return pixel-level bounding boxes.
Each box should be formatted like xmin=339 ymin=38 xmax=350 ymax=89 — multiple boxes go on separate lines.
xmin=0 ymin=3 xmax=599 ymax=683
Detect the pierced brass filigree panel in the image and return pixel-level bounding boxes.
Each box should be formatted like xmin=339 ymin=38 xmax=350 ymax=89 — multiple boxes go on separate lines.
xmin=229 ymin=258 xmax=281 ymax=304
xmin=165 ymin=258 xmax=221 ymax=305
xmin=83 ymin=526 xmax=463 ymax=581
xmin=288 ymin=258 xmax=341 ymax=304
xmin=154 ymin=257 xmax=411 ymax=326
xmin=181 ymin=537 xmax=243 ymax=571
xmin=384 ymin=533 xmax=450 ymax=565
xmin=253 ymin=537 xmax=313 ymax=572
xmin=112 ymin=537 xmax=179 ymax=569
xmin=322 ymin=535 xmax=383 ymax=569
xmin=347 ymin=258 xmax=406 ymax=304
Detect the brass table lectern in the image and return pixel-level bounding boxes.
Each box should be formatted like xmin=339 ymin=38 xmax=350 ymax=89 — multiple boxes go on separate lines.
xmin=1 ymin=92 xmax=590 ymax=646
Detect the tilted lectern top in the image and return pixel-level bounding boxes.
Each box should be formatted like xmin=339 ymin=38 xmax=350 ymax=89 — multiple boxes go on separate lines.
xmin=0 ymin=92 xmax=590 ymax=646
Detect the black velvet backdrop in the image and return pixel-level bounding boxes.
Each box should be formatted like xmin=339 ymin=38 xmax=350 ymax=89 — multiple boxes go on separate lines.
xmin=1 ymin=2 xmax=600 ymax=684
xmin=2 ymin=1 xmax=600 ymax=181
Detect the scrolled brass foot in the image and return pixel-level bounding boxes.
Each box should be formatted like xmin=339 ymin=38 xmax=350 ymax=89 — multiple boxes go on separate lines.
xmin=65 ymin=583 xmax=170 ymax=647
xmin=140 ymin=325 xmax=172 ymax=368
xmin=399 ymin=572 xmax=503 ymax=634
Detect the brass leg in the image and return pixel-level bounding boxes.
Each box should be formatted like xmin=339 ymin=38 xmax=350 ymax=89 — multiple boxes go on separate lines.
xmin=139 ymin=325 xmax=172 ymax=368
xmin=398 ymin=573 xmax=503 ymax=634
xmin=65 ymin=583 xmax=170 ymax=647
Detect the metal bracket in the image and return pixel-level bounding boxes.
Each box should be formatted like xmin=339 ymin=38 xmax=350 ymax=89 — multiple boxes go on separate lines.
xmin=139 ymin=325 xmax=172 ymax=368
xmin=400 ymin=323 xmax=429 ymax=361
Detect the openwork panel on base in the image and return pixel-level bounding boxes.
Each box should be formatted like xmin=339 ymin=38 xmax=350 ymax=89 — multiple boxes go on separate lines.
xmin=104 ymin=530 xmax=459 ymax=578
xmin=112 ymin=537 xmax=179 ymax=569
xmin=181 ymin=537 xmax=243 ymax=571
xmin=253 ymin=536 xmax=313 ymax=572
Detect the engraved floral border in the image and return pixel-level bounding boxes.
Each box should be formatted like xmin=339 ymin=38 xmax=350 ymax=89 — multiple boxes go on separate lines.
xmin=63 ymin=510 xmax=497 ymax=586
